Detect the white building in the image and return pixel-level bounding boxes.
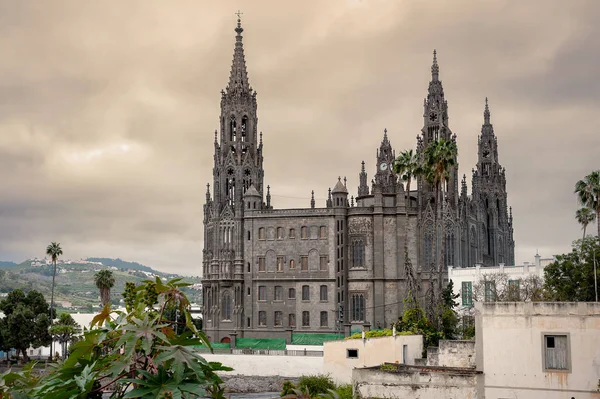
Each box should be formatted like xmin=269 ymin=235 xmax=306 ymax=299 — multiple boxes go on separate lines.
xmin=448 ymin=253 xmax=554 ymax=313
xmin=476 ymin=301 xmax=600 ymax=398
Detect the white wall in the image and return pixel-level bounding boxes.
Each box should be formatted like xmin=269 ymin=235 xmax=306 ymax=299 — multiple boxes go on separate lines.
xmin=202 ymin=353 xmax=323 ymax=377
xmin=323 ymin=334 xmax=423 ymax=384
xmin=476 ymin=302 xmax=600 ymax=399
xmin=448 ymin=260 xmax=549 ymax=312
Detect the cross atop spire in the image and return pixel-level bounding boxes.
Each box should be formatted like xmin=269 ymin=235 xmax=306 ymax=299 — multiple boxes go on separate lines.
xmin=431 ymin=49 xmax=439 ymax=81
xmin=484 ymin=97 xmax=491 ymax=125
xmin=226 ymin=12 xmax=251 ymax=93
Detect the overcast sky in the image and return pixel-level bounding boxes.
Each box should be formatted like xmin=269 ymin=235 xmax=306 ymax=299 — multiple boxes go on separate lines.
xmin=0 ymin=0 xmax=598 ymax=275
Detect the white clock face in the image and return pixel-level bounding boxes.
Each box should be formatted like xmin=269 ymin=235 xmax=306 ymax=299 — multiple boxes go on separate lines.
xmin=380 ymin=163 xmax=388 ymax=171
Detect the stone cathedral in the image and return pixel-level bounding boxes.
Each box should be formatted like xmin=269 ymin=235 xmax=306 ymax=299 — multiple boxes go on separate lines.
xmin=202 ymin=18 xmax=515 ymax=342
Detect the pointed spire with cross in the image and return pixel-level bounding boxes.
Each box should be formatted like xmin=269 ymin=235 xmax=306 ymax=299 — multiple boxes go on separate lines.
xmin=484 ymin=97 xmax=491 ymax=125
xmin=431 ymin=49 xmax=439 ymax=81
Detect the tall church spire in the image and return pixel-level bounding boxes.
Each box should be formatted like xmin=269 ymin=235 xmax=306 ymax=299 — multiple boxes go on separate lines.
xmin=431 ymin=49 xmax=439 ymax=81
xmin=484 ymin=97 xmax=491 ymax=125
xmin=227 ymin=14 xmax=251 ymax=93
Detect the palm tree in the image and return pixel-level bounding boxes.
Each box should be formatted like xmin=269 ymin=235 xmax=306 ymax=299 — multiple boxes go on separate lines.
xmin=94 ymin=269 xmax=115 ymax=307
xmin=46 ymin=242 xmax=63 ymax=324
xmin=392 ymin=149 xmax=422 ymax=304
xmin=423 ymin=138 xmax=458 ymax=296
xmin=576 ymin=207 xmax=596 ymax=240
xmin=575 ymin=170 xmax=600 ymax=239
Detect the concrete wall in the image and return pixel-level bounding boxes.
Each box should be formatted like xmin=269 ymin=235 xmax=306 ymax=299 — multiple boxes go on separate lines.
xmin=353 ymin=366 xmax=482 ymax=399
xmin=476 ymin=302 xmax=600 ymax=398
xmin=323 ymin=334 xmax=423 ymax=384
xmin=427 ymin=340 xmax=475 ymax=368
xmin=202 ymin=353 xmax=323 ymax=378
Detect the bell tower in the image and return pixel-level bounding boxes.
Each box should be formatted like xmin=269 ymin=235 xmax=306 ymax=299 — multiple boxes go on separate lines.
xmin=373 ymin=129 xmax=398 ymax=194
xmin=471 ymin=98 xmax=514 ymax=265
xmin=203 ymin=14 xmax=264 ymax=339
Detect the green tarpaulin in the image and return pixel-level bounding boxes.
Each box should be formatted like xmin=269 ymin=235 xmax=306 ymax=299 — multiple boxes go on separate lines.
xmin=291 ymin=333 xmax=342 ymax=345
xmin=235 ymin=337 xmax=286 ymax=350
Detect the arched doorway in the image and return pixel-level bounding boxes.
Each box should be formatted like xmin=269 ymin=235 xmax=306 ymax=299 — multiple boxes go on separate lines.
xmin=220 ymin=337 xmax=230 ymax=344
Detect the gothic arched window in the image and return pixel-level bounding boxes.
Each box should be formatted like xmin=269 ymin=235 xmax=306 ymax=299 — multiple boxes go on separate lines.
xmin=241 ymin=116 xmax=248 ymax=142
xmin=351 ymin=239 xmax=365 ymax=268
xmin=230 ymin=116 xmax=236 ymax=142
xmin=351 ymin=293 xmax=365 ymax=322
xmin=470 ymin=226 xmax=478 ymax=266
xmin=445 ymin=232 xmax=455 ymax=268
xmin=222 ymin=292 xmax=232 ymax=321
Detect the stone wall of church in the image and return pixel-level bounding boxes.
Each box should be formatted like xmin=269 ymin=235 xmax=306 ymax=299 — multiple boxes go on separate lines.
xmin=242 ymin=210 xmax=337 ymax=334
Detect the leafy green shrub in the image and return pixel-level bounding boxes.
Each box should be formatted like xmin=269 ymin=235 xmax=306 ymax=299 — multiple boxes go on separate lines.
xmin=281 ymin=380 xmax=297 ymax=397
xmin=298 ymin=374 xmax=335 ymax=396
xmin=380 ymin=364 xmax=397 ymax=371
xmin=334 ymin=384 xmax=352 ymax=399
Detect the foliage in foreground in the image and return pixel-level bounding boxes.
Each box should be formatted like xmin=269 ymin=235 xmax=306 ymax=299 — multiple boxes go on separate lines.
xmin=281 ymin=375 xmax=350 ymax=399
xmin=0 ymin=277 xmax=231 ymax=398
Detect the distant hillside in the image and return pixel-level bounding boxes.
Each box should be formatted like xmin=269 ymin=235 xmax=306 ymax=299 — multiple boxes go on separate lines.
xmin=86 ymin=258 xmax=155 ymax=273
xmin=0 ymin=261 xmax=17 ymax=269
xmin=0 ymin=258 xmax=202 ymax=312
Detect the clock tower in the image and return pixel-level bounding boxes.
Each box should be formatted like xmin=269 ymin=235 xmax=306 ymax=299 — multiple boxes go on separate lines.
xmin=373 ymin=128 xmax=398 ymax=194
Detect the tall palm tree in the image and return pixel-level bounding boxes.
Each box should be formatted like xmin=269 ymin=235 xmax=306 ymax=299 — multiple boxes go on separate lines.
xmin=392 ymin=149 xmax=422 ymax=305
xmin=576 ymin=207 xmax=596 ymax=240
xmin=423 ymin=138 xmax=457 ymax=296
xmin=575 ymin=170 xmax=600 ymax=239
xmin=46 ymin=242 xmax=63 ymax=323
xmin=94 ymin=269 xmax=115 ymax=307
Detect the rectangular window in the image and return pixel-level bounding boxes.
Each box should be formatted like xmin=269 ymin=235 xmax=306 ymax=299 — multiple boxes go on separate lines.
xmin=320 ymin=285 xmax=328 ymax=301
xmin=320 ymin=311 xmax=328 ymax=327
xmin=320 ymin=256 xmax=328 ymax=271
xmin=302 ymin=311 xmax=310 ymax=327
xmin=301 ymin=256 xmax=308 ymax=271
xmin=277 ymin=227 xmax=284 ymax=239
xmin=301 ymin=226 xmax=308 ymax=239
xmin=289 ymin=313 xmax=296 ymax=327
xmin=258 ymin=286 xmax=266 ymax=301
xmin=347 ymin=349 xmax=358 ymax=359
xmin=274 ymin=286 xmax=283 ymax=301
xmin=258 ymin=258 xmax=265 ymax=272
xmin=508 ymin=279 xmax=521 ymax=301
xmin=484 ymin=281 xmax=496 ymax=302
xmin=289 ymin=228 xmax=295 ymax=239
xmin=461 ymin=281 xmax=473 ymax=306
xmin=302 ymin=285 xmax=310 ymax=301
xmin=274 ymin=311 xmax=283 ymax=327
xmin=277 ymin=256 xmax=284 ymax=272
xmin=258 ymin=311 xmax=266 ymax=326
xmin=288 ymin=288 xmax=296 ymax=299
xmin=543 ymin=334 xmax=570 ymax=371
xmin=320 ymin=226 xmax=327 ymax=239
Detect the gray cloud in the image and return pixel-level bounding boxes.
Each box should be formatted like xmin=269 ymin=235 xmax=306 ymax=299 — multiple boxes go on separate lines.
xmin=0 ymin=0 xmax=598 ymax=274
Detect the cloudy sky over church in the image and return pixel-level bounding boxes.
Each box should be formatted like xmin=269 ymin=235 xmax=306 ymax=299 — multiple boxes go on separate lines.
xmin=0 ymin=0 xmax=597 ymax=274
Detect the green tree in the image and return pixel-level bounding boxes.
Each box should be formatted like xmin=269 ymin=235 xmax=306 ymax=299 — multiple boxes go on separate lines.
xmin=439 ymin=280 xmax=460 ymax=339
xmin=575 ymin=206 xmax=596 ymax=240
xmin=49 ymin=313 xmax=80 ymax=360
xmin=422 ymin=138 xmax=458 ymax=314
xmin=94 ymin=269 xmax=115 ymax=306
xmin=0 ymin=278 xmax=231 ymax=398
xmin=45 ymin=242 xmax=63 ymax=325
xmin=543 ymin=236 xmax=599 ymax=301
xmin=0 ymin=289 xmax=52 ymax=361
xmin=575 ymin=170 xmax=600 ymax=239
xmin=392 ymin=149 xmax=422 ymax=305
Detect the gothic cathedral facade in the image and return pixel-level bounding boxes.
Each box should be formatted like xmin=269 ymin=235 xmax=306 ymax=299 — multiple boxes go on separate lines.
xmin=202 ymin=19 xmax=515 ymax=342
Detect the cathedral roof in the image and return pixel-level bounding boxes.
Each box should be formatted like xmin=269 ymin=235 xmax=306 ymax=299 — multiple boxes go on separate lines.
xmin=332 ymin=177 xmax=348 ymax=194
xmin=244 ymin=184 xmax=261 ymax=197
